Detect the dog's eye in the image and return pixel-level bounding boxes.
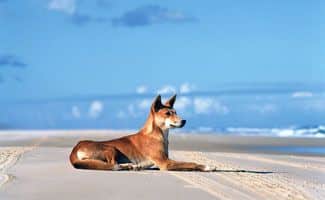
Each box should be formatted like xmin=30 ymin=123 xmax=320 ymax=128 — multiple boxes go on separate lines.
xmin=165 ymin=111 xmax=171 ymax=116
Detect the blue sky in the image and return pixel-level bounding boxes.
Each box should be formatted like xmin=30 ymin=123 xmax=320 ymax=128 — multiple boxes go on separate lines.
xmin=0 ymin=0 xmax=324 ymax=131
xmin=0 ymin=0 xmax=323 ymax=100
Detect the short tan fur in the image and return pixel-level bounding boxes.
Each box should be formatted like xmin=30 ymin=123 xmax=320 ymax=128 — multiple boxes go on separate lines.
xmin=69 ymin=94 xmax=216 ymax=171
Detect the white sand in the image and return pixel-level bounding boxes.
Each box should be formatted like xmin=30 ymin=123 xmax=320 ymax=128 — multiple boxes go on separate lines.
xmin=170 ymin=151 xmax=325 ymax=199
xmin=0 ymin=131 xmax=325 ymax=200
xmin=0 ymin=147 xmax=31 ymax=188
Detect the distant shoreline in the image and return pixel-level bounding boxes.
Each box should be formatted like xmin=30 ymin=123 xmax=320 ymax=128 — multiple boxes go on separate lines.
xmin=0 ymin=130 xmax=324 ymax=156
xmin=1 ymin=125 xmax=324 ymax=138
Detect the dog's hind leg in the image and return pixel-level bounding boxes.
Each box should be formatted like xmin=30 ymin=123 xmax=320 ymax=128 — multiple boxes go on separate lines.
xmin=72 ymin=146 xmax=119 ymax=170
xmin=72 ymin=159 xmax=118 ymax=170
xmin=102 ymin=147 xmax=142 ymax=171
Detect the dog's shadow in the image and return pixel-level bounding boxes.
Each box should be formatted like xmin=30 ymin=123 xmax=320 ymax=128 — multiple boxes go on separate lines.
xmin=146 ymin=168 xmax=274 ymax=174
xmin=214 ymin=169 xmax=274 ymax=174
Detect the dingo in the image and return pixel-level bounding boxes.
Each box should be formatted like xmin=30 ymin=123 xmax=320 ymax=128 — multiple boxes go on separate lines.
xmin=70 ymin=94 xmax=216 ymax=171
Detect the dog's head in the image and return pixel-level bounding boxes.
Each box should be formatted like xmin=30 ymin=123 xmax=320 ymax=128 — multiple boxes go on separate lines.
xmin=150 ymin=94 xmax=186 ymax=131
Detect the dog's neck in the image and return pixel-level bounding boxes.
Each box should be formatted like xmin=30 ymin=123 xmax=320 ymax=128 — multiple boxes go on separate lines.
xmin=140 ymin=113 xmax=169 ymax=137
xmin=140 ymin=112 xmax=159 ymax=134
xmin=140 ymin=113 xmax=170 ymax=157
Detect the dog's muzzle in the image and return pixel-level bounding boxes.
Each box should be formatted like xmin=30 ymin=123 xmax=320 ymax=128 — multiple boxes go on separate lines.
xmin=179 ymin=120 xmax=186 ymax=128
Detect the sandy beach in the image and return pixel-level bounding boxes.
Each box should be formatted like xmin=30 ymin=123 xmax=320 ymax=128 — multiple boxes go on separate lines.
xmin=0 ymin=130 xmax=325 ymax=200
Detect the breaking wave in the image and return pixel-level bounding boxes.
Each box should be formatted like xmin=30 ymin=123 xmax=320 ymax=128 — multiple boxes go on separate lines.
xmin=225 ymin=125 xmax=325 ymax=138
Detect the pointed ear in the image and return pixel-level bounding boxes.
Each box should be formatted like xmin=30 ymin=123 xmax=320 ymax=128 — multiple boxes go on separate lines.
xmin=151 ymin=95 xmax=162 ymax=112
xmin=165 ymin=94 xmax=176 ymax=108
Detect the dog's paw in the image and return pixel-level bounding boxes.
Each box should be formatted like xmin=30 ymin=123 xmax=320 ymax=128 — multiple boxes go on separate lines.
xmin=118 ymin=163 xmax=134 ymax=170
xmin=131 ymin=164 xmax=142 ymax=171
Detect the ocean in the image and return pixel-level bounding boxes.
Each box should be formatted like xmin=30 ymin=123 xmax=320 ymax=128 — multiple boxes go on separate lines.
xmin=1 ymin=91 xmax=325 ymax=138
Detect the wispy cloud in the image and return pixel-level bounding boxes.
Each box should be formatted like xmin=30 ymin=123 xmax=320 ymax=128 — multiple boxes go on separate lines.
xmin=48 ymin=0 xmax=108 ymax=26
xmin=71 ymin=105 xmax=81 ymax=118
xmin=0 ymin=54 xmax=27 ymax=68
xmin=119 ymin=95 xmax=195 ymax=119
xmin=112 ymin=5 xmax=197 ymax=27
xmin=136 ymin=85 xmax=148 ymax=94
xmin=116 ymin=110 xmax=126 ymax=119
xmin=292 ymin=91 xmax=313 ymax=98
xmin=137 ymin=99 xmax=151 ymax=110
xmin=48 ymin=0 xmax=76 ymax=14
xmin=89 ymin=100 xmax=104 ymax=118
xmin=136 ymin=83 xmax=195 ymax=95
xmin=193 ymin=98 xmax=229 ymax=115
xmin=48 ymin=3 xmax=196 ymax=27
xmin=179 ymin=82 xmax=195 ymax=94
xmin=175 ymin=96 xmax=191 ymax=110
xmin=157 ymin=85 xmax=177 ymax=95
xmin=117 ymin=98 xmax=153 ymax=119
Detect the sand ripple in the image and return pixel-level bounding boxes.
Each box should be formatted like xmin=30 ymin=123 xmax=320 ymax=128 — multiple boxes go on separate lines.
xmin=0 ymin=147 xmax=32 ymax=187
xmin=169 ymin=151 xmax=325 ymax=200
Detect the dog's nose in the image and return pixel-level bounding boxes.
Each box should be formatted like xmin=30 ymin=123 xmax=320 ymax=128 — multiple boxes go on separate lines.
xmin=180 ymin=120 xmax=186 ymax=127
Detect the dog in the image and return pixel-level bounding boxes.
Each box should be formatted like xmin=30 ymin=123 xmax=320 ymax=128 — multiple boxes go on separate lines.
xmin=69 ymin=94 xmax=216 ymax=171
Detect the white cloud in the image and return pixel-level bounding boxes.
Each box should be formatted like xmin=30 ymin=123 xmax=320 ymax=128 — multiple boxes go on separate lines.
xmin=193 ymin=98 xmax=229 ymax=114
xmin=175 ymin=96 xmax=191 ymax=110
xmin=117 ymin=99 xmax=152 ymax=119
xmin=164 ymin=10 xmax=189 ymax=21
xmin=116 ymin=110 xmax=126 ymax=119
xmin=48 ymin=0 xmax=76 ymax=14
xmin=71 ymin=105 xmax=81 ymax=118
xmin=127 ymin=104 xmax=137 ymax=117
xmin=89 ymin=100 xmax=104 ymax=118
xmin=292 ymin=91 xmax=313 ymax=98
xmin=249 ymin=104 xmax=277 ymax=114
xmin=157 ymin=85 xmax=176 ymax=94
xmin=179 ymin=83 xmax=195 ymax=94
xmin=136 ymin=85 xmax=148 ymax=94
xmin=137 ymin=99 xmax=151 ymax=110
xmin=197 ymin=126 xmax=214 ymax=132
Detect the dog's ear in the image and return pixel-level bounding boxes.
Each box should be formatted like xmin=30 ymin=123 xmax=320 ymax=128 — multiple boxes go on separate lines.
xmin=151 ymin=94 xmax=162 ymax=112
xmin=165 ymin=94 xmax=176 ymax=108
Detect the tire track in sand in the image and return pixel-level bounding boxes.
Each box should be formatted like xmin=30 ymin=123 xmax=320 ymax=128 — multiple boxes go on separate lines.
xmin=169 ymin=151 xmax=310 ymax=200
xmin=0 ymin=135 xmax=48 ymax=188
xmin=170 ymin=171 xmax=253 ymax=200
xmin=211 ymin=152 xmax=325 ymax=172
xmin=0 ymin=147 xmax=32 ymax=188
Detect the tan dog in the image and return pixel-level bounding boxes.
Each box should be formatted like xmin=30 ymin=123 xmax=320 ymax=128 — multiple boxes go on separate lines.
xmin=70 ymin=94 xmax=216 ymax=171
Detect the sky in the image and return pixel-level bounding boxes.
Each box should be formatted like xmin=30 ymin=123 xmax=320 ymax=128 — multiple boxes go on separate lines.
xmin=0 ymin=0 xmax=324 ymax=131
